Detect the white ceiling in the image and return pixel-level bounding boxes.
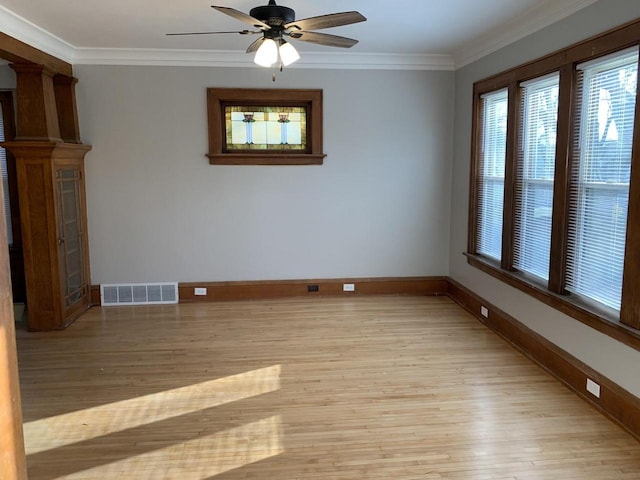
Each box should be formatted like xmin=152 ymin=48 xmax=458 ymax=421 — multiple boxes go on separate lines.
xmin=0 ymin=0 xmax=598 ymax=69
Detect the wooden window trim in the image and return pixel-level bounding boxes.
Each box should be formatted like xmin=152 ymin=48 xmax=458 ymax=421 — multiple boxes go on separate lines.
xmin=501 ymin=81 xmax=520 ymax=271
xmin=620 ymin=54 xmax=640 ymax=330
xmin=206 ymin=88 xmax=326 ymax=166
xmin=465 ymin=253 xmax=640 ymax=351
xmin=0 ymin=91 xmax=20 ymax=248
xmin=548 ymin=64 xmax=575 ymax=294
xmin=468 ymin=18 xmax=640 ymax=350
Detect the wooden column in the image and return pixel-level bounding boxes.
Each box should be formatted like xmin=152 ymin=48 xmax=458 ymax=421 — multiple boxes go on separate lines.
xmin=0 ymin=30 xmax=73 ymax=478
xmin=2 ymin=141 xmax=92 ymax=331
xmin=0 ymin=197 xmax=27 ymax=479
xmin=7 ymin=61 xmax=92 ymax=331
xmin=53 ymin=75 xmax=82 ymax=144
xmin=10 ymin=63 xmax=61 ymax=142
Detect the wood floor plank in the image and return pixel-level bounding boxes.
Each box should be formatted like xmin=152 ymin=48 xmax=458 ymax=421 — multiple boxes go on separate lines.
xmin=15 ymin=296 xmax=640 ymax=479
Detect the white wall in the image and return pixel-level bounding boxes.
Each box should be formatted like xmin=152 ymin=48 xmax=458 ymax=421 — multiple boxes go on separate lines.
xmin=0 ymin=65 xmax=15 ymax=88
xmin=75 ymin=66 xmax=454 ymax=284
xmin=450 ymin=0 xmax=640 ymax=397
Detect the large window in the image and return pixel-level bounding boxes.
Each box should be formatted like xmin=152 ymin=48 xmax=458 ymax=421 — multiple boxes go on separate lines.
xmin=476 ymin=89 xmax=508 ymax=261
xmin=567 ymin=49 xmax=637 ymax=312
xmin=514 ymin=74 xmax=559 ymax=281
xmin=468 ymin=20 xmax=640 ymax=347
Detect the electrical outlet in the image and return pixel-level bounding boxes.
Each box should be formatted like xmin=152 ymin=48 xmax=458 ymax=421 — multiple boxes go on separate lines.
xmin=586 ymin=378 xmax=601 ymax=398
xmin=480 ymin=306 xmax=489 ymax=318
xmin=194 ymin=287 xmax=207 ymax=296
xmin=343 ymin=283 xmax=355 ymax=292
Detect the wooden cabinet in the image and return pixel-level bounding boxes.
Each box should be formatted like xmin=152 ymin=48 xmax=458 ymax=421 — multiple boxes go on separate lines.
xmin=1 ymin=141 xmax=91 ymax=330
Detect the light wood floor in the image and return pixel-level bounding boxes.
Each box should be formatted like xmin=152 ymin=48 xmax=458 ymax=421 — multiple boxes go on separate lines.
xmin=15 ymin=296 xmax=640 ymax=479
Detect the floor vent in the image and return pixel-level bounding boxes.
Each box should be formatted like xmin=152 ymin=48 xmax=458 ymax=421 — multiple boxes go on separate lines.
xmin=100 ymin=282 xmax=179 ymax=306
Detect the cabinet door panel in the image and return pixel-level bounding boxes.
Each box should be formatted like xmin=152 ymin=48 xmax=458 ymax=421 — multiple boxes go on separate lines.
xmin=56 ymin=168 xmax=86 ymax=308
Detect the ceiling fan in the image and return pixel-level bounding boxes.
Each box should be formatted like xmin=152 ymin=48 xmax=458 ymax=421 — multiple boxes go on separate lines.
xmin=167 ymin=1 xmax=367 ymax=69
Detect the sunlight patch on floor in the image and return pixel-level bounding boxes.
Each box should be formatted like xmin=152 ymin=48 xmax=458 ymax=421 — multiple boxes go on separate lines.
xmin=62 ymin=415 xmax=284 ymax=480
xmin=24 ymin=365 xmax=281 ymax=455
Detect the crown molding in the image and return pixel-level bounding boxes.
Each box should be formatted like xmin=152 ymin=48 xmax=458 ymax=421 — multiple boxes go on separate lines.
xmin=0 ymin=5 xmax=75 ymax=64
xmin=453 ymin=0 xmax=599 ymax=68
xmin=72 ymin=48 xmax=455 ymax=70
xmin=0 ymin=0 xmax=596 ymax=72
xmin=295 ymin=52 xmax=454 ymax=71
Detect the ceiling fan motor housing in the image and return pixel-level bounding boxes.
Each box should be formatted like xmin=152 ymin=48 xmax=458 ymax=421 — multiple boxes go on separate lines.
xmin=250 ymin=0 xmax=295 ymax=29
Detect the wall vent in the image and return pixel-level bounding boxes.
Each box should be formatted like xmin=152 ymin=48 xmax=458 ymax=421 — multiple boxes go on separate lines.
xmin=100 ymin=282 xmax=179 ymax=306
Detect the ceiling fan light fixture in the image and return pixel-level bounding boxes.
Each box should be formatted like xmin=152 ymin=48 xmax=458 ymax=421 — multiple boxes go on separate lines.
xmin=254 ymin=38 xmax=278 ymax=67
xmin=279 ymin=40 xmax=300 ymax=66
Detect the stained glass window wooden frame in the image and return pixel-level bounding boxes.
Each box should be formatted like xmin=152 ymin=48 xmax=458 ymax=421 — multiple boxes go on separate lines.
xmin=207 ymin=88 xmax=326 ymax=165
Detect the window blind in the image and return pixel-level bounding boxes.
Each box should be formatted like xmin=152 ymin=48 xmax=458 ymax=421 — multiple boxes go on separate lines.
xmin=0 ymin=102 xmax=12 ymax=246
xmin=566 ymin=47 xmax=638 ymax=311
xmin=513 ymin=73 xmax=559 ymax=280
xmin=476 ymin=89 xmax=508 ymax=260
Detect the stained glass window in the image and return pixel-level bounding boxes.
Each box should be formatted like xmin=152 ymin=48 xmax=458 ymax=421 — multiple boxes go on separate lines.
xmin=207 ymin=88 xmax=325 ymax=165
xmin=224 ymin=106 xmax=306 ymax=151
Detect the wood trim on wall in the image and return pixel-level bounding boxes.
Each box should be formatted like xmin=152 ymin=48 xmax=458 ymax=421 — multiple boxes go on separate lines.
xmin=446 ymin=278 xmax=640 ymax=441
xmin=180 ymin=276 xmax=449 ymax=302
xmin=90 ymin=285 xmax=101 ymax=306
xmin=467 ymin=87 xmax=483 ymax=255
xmin=548 ymin=63 xmax=575 ymax=294
xmin=501 ymin=81 xmax=520 ymax=271
xmin=620 ymin=52 xmax=640 ymax=330
xmin=90 ymin=277 xmax=449 ymax=306
xmin=465 ymin=253 xmax=640 ymax=351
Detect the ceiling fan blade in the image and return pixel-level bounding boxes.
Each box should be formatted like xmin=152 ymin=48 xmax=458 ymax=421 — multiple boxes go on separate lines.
xmin=166 ymin=30 xmax=259 ymax=36
xmin=288 ymin=31 xmax=359 ymax=48
xmin=246 ymin=37 xmax=265 ymax=53
xmin=285 ymin=11 xmax=366 ymax=31
xmin=211 ymin=5 xmax=270 ymax=30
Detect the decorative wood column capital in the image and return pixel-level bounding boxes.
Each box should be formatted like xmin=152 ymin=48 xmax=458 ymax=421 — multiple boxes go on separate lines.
xmin=9 ymin=62 xmax=54 ymax=76
xmin=53 ymin=74 xmax=82 ymax=144
xmin=53 ymin=74 xmax=79 ymax=86
xmin=10 ymin=62 xmax=62 ymax=142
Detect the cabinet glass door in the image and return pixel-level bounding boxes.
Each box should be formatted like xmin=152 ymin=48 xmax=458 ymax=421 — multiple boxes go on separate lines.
xmin=56 ymin=168 xmax=86 ymax=307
